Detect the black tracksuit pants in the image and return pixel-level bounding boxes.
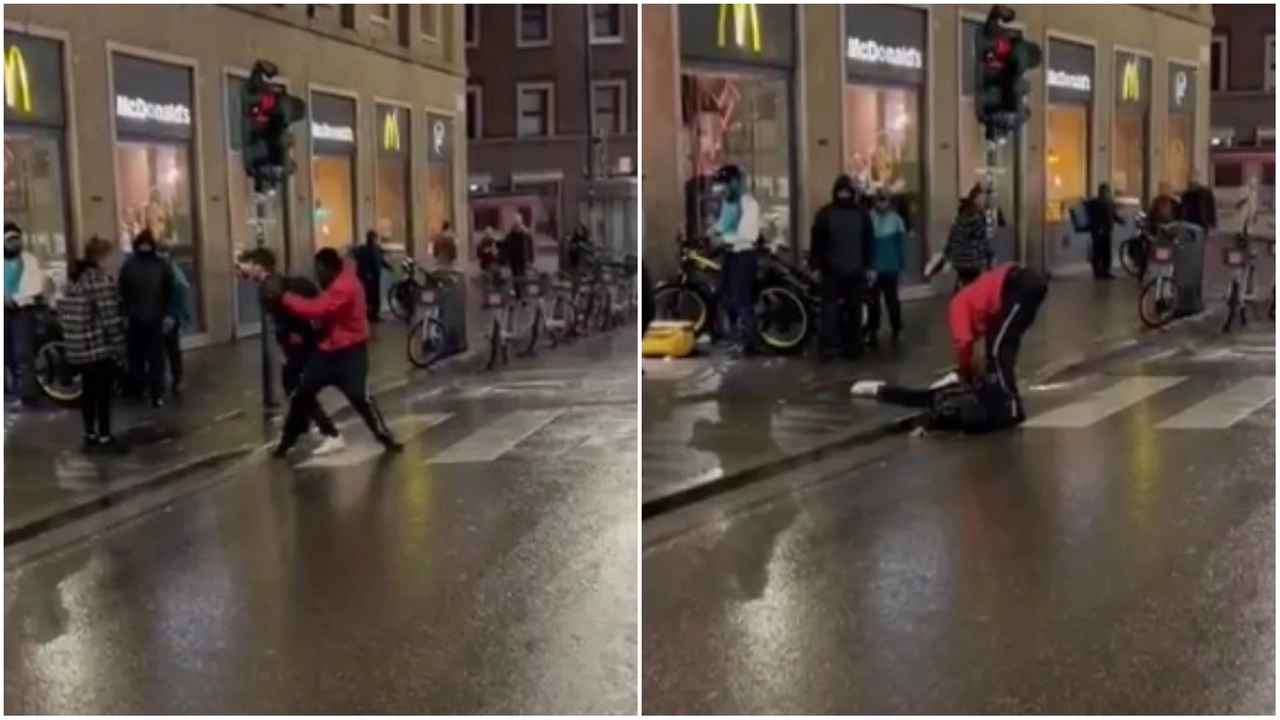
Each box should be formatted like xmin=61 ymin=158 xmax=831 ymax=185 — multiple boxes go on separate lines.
xmin=163 ymin=326 xmax=183 ymax=390
xmin=78 ymin=359 xmax=116 ymax=438
xmin=281 ymin=345 xmax=340 ymax=438
xmin=984 ymin=267 xmax=1048 ymax=414
xmin=866 ymin=272 xmax=903 ymax=339
xmin=126 ymin=318 xmax=166 ymax=401
xmin=278 ymin=342 xmax=393 ymax=450
xmin=819 ymin=272 xmax=865 ymax=358
xmin=1090 ymin=229 xmax=1114 ymax=277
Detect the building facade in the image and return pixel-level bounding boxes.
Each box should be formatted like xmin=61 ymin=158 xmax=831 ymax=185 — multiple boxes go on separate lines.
xmin=3 ymin=4 xmax=468 ymax=345
xmin=642 ymin=3 xmax=1214 ymax=280
xmin=465 ymin=4 xmax=638 ymax=257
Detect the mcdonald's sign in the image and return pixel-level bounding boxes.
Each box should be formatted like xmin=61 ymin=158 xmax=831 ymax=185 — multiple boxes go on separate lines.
xmin=1120 ymin=57 xmax=1141 ymax=102
xmin=4 ymin=45 xmax=32 ymax=114
xmin=717 ymin=3 xmax=761 ymax=54
xmin=382 ymin=110 xmax=402 ymax=152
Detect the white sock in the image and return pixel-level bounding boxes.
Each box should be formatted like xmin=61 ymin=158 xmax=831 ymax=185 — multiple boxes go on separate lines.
xmin=850 ymin=380 xmax=885 ymax=397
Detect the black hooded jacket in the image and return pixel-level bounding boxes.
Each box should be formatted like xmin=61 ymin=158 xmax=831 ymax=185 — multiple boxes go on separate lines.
xmin=810 ymin=175 xmax=874 ymax=276
xmin=118 ymin=238 xmax=176 ymax=324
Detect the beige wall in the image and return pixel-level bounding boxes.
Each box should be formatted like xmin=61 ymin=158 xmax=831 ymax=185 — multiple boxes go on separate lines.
xmin=6 ymin=4 xmax=468 ymax=344
xmin=643 ymin=3 xmax=1211 ymax=276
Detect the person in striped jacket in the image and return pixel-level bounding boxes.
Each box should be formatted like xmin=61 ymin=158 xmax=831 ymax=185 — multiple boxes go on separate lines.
xmin=62 ymin=236 xmax=128 ymax=453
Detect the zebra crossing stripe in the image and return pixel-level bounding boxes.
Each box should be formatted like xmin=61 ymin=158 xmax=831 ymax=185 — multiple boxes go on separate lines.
xmin=299 ymin=413 xmax=452 ymax=468
xmin=1156 ymin=377 xmax=1276 ymax=430
xmin=1022 ymin=376 xmax=1186 ymax=429
xmin=428 ymin=408 xmax=567 ymax=465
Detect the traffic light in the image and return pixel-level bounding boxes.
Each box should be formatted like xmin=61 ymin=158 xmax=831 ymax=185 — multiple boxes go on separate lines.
xmin=242 ymin=60 xmax=306 ymax=192
xmin=975 ymin=5 xmax=1042 ymax=137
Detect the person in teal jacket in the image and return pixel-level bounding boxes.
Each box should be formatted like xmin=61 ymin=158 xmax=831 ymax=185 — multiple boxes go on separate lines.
xmin=158 ymin=241 xmax=194 ymax=395
xmin=867 ymin=189 xmax=906 ymax=347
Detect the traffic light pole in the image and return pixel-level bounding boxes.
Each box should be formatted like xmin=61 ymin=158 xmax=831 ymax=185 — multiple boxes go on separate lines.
xmin=983 ymin=127 xmax=1002 ymax=269
xmin=252 ymin=187 xmax=278 ymax=415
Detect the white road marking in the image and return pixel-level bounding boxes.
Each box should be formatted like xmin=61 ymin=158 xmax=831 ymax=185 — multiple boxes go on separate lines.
xmin=428 ymin=408 xmax=567 ymax=465
xmin=1156 ymin=377 xmax=1277 ymax=430
xmin=1023 ymin=376 xmax=1185 ymax=429
xmin=299 ymin=413 xmax=452 ymax=468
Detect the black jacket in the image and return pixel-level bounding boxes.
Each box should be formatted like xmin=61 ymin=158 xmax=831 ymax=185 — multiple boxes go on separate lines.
xmin=1085 ymin=197 xmax=1124 ymax=235
xmin=501 ymin=229 xmax=534 ymax=270
xmin=118 ymin=252 xmax=176 ymax=324
xmin=1180 ymin=185 xmax=1217 ymax=230
xmin=810 ymin=175 xmax=874 ymax=276
xmin=352 ymin=243 xmax=389 ymax=286
xmin=265 ymin=275 xmax=323 ymax=352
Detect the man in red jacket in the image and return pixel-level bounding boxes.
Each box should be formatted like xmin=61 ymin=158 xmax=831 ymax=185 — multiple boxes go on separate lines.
xmin=948 ymin=262 xmax=1048 ymax=419
xmin=270 ymin=248 xmax=402 ymax=457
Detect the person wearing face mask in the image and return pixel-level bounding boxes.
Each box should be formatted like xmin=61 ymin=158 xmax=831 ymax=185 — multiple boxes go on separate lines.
xmin=4 ymin=222 xmax=46 ymax=406
xmin=117 ymin=229 xmax=177 ymax=407
xmin=810 ymin=174 xmax=874 ymax=359
xmin=62 ymin=236 xmax=128 ymax=452
xmin=156 ymin=240 xmax=193 ymax=396
xmin=712 ymin=164 xmax=762 ymax=357
xmin=867 ymin=189 xmax=907 ymax=347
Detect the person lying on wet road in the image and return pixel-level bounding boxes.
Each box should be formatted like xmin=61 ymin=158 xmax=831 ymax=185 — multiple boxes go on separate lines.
xmin=851 ymin=371 xmax=1021 ymax=436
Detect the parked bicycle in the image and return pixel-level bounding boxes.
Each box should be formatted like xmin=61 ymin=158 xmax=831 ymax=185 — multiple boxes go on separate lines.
xmin=1221 ymin=221 xmax=1275 ymax=332
xmin=1137 ymin=225 xmax=1185 ymax=328
xmin=1117 ymin=211 xmax=1151 ymax=280
xmin=652 ymin=232 xmax=722 ymax=337
xmin=405 ymin=271 xmax=455 ymax=368
xmin=388 ymin=255 xmax=435 ymax=323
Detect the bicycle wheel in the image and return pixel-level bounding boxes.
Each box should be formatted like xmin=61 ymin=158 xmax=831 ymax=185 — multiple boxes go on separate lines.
xmin=387 ymin=281 xmax=416 ymax=322
xmin=755 ymin=285 xmax=810 ymax=355
xmin=546 ymin=296 xmax=574 ymax=347
xmin=1118 ymin=239 xmax=1142 ymax=278
xmin=33 ymin=340 xmax=82 ymax=406
xmin=1138 ymin=277 xmax=1180 ymax=329
xmin=407 ymin=316 xmax=448 ymax=368
xmin=652 ymin=284 xmax=709 ymax=335
xmin=524 ymin=306 xmax=543 ymax=356
xmin=1223 ymin=278 xmax=1242 ymax=333
xmin=485 ymin=315 xmax=504 ymax=371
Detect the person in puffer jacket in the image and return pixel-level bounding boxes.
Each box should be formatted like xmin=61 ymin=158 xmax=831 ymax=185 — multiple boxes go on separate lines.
xmin=939 ymin=184 xmax=994 ymax=288
xmin=810 ymin=174 xmax=874 ymax=359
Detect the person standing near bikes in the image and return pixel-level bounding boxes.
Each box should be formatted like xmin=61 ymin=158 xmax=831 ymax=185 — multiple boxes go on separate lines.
xmin=63 ymin=236 xmax=128 ymax=453
xmin=156 ymin=239 xmax=194 ymax=395
xmin=1085 ymin=183 xmax=1125 ymax=280
xmin=352 ymin=229 xmax=392 ymax=323
xmin=4 ymin=222 xmax=47 ymax=407
xmin=501 ymin=217 xmax=536 ymax=298
xmin=810 ymin=174 xmax=874 ymax=359
xmin=712 ymin=164 xmax=762 ymax=358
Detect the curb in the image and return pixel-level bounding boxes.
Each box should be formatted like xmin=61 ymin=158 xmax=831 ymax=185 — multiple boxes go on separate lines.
xmin=3 ymin=446 xmax=256 ymax=546
xmin=641 ymin=311 xmax=1214 ymax=520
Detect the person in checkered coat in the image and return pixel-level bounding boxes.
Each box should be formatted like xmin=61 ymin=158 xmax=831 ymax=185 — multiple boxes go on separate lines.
xmin=62 ymin=236 xmax=127 ymax=453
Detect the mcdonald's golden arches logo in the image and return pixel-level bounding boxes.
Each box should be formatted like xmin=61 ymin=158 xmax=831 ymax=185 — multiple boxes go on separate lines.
xmin=382 ymin=110 xmax=402 ymax=151
xmin=717 ymin=3 xmax=761 ymax=54
xmin=1120 ymin=57 xmax=1141 ymax=102
xmin=4 ymin=45 xmax=32 ymax=114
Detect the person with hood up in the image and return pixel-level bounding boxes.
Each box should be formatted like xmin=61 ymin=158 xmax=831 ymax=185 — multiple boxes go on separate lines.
xmin=268 ymin=248 xmax=402 ymax=457
xmin=118 ymin=229 xmax=176 ymax=407
xmin=352 ymin=229 xmax=392 ymax=323
xmin=1179 ymin=171 xmax=1217 ymax=233
xmin=1085 ymin=183 xmax=1125 ymax=280
xmin=810 ymin=174 xmax=874 ymax=359
xmin=62 ymin=236 xmax=128 ymax=452
xmin=4 ymin=222 xmax=46 ymax=405
xmin=501 ymin=217 xmax=536 ymax=296
xmin=156 ymin=240 xmax=194 ymax=395
xmin=938 ymin=184 xmax=994 ymax=288
xmin=712 ymin=164 xmax=762 ymax=357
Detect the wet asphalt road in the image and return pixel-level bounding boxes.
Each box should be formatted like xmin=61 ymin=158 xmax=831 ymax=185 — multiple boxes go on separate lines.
xmin=5 ymin=335 xmax=638 ymax=715
xmin=642 ymin=330 xmax=1275 ymax=715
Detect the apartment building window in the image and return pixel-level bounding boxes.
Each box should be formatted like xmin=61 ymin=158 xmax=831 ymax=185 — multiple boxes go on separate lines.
xmin=419 ymin=5 xmax=439 ymax=40
xmin=1211 ymin=35 xmax=1227 ymax=91
xmin=372 ymin=4 xmax=391 ymax=23
xmin=591 ymin=80 xmax=626 ymax=135
xmin=1267 ymin=35 xmax=1275 ymax=91
xmin=517 ymin=5 xmax=551 ymax=47
xmin=590 ymin=5 xmax=622 ymax=43
xmin=517 ymin=83 xmax=553 ymax=137
xmin=465 ymin=4 xmax=479 ymax=47
xmin=466 ymin=86 xmax=483 ymax=139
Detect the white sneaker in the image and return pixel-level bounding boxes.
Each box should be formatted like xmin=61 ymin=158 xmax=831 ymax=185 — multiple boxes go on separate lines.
xmin=930 ymin=371 xmax=960 ymax=390
xmin=313 ymin=434 xmax=347 ymax=456
xmin=850 ymin=380 xmax=885 ymax=398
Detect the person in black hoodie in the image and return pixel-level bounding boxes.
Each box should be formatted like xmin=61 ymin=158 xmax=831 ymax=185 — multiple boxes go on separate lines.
xmin=238 ymin=248 xmax=346 ymax=455
xmin=501 ymin=218 xmax=535 ymax=298
xmin=1179 ymin=172 xmax=1217 ymax=233
xmin=810 ymin=174 xmax=874 ymax=359
xmin=118 ymin=229 xmax=176 ymax=407
xmin=352 ymin=229 xmax=392 ymax=323
xmin=1085 ymin=183 xmax=1125 ymax=279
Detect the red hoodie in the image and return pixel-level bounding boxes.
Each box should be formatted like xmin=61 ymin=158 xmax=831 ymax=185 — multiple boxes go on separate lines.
xmin=281 ymin=261 xmax=369 ymax=352
xmin=947 ymin=263 xmax=1014 ymax=378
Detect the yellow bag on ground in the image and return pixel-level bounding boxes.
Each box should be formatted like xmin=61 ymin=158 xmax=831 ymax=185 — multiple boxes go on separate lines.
xmin=642 ymin=321 xmax=697 ymax=358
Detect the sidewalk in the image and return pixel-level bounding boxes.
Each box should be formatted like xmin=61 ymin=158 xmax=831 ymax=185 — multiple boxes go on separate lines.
xmin=640 ymin=273 xmax=1212 ymax=514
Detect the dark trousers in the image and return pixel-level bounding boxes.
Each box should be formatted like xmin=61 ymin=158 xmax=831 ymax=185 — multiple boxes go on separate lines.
xmin=955 ymin=267 xmax=982 ymax=292
xmin=281 ymin=346 xmax=340 ymax=438
xmin=4 ymin=307 xmax=37 ymax=400
xmin=866 ymin=272 xmax=903 ymax=339
xmin=163 ymin=326 xmax=183 ymax=390
xmin=279 ymin=343 xmax=394 ymax=449
xmin=819 ymin=272 xmax=865 ymax=358
xmin=985 ymin=267 xmax=1048 ymax=414
xmin=79 ymin=359 xmax=115 ymax=438
xmin=719 ymin=250 xmax=758 ymax=349
xmin=1090 ymin=230 xmax=1114 ymax=277
xmin=361 ymin=276 xmax=381 ymax=321
xmin=126 ymin=318 xmax=166 ymax=401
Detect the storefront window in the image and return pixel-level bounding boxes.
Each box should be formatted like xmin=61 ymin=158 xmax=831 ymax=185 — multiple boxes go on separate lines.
xmin=1165 ymin=114 xmax=1192 ymax=192
xmin=680 ymin=70 xmax=791 ymax=247
xmin=4 ymin=131 xmax=68 ymax=290
xmin=844 ymin=84 xmax=922 ymax=227
xmin=115 ymin=140 xmax=201 ymax=327
xmin=312 ymin=155 xmax=355 ymax=249
xmin=1113 ymin=112 xmax=1148 ymax=202
xmin=1044 ymin=105 xmax=1089 ymax=224
xmin=958 ymin=103 xmax=1019 ymax=224
xmin=375 ymin=161 xmax=409 ymax=243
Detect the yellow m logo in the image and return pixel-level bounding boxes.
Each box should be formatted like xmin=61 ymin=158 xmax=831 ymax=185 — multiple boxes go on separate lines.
xmin=717 ymin=3 xmax=761 ymax=54
xmin=383 ymin=111 xmax=401 ymax=151
xmin=1121 ymin=58 xmax=1141 ymax=102
xmin=4 ymin=45 xmax=32 ymax=114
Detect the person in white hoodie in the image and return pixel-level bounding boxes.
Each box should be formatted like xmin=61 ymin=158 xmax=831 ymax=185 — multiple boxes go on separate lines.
xmin=712 ymin=164 xmax=762 ymax=357
xmin=4 ymin=222 xmax=47 ymax=405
